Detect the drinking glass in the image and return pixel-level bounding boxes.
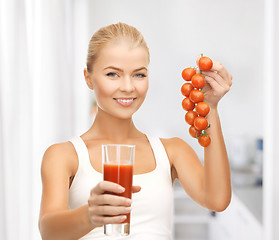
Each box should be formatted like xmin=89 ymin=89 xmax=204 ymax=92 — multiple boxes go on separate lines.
xmin=102 ymin=144 xmax=135 ymax=236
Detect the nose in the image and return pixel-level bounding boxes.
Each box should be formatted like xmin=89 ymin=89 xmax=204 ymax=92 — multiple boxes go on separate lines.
xmin=119 ymin=76 xmax=135 ymax=92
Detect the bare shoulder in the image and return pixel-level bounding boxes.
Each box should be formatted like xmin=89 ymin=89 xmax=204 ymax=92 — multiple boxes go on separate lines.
xmin=160 ymin=137 xmax=194 ymax=154
xmin=160 ymin=137 xmax=200 ymax=181
xmin=41 ymin=141 xmax=78 ymax=177
xmin=40 ymin=141 xmax=78 ymax=216
xmin=160 ymin=137 xmax=199 ymax=164
xmin=160 ymin=137 xmax=189 ymax=146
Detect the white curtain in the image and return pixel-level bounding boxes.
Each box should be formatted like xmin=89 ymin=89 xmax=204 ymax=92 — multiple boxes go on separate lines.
xmin=0 ymin=0 xmax=91 ymax=239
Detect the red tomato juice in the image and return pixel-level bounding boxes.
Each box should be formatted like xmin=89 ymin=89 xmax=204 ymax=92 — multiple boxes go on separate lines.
xmin=103 ymin=164 xmax=133 ymax=223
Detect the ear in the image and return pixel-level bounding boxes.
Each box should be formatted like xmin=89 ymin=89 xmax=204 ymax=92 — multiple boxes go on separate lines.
xmin=84 ymin=68 xmax=94 ymax=90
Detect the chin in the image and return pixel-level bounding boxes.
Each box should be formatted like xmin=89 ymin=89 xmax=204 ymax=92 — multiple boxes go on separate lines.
xmin=115 ymin=113 xmax=135 ymax=120
xmin=104 ymin=109 xmax=134 ymax=120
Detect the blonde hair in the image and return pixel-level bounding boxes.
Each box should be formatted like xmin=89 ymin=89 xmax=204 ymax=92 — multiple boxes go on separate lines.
xmin=86 ymin=22 xmax=150 ymax=72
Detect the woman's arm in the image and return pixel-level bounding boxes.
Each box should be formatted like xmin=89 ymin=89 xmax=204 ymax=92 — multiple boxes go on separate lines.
xmin=39 ymin=206 xmax=94 ymax=240
xmin=39 ymin=142 xmax=139 ymax=240
xmin=39 ymin=143 xmax=95 ymax=240
xmin=163 ymin=60 xmax=232 ymax=212
xmin=201 ymin=61 xmax=232 ymax=211
xmin=202 ymin=106 xmax=231 ymax=211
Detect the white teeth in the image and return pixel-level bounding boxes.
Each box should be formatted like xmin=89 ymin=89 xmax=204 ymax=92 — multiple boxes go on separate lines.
xmin=116 ymin=98 xmax=134 ymax=103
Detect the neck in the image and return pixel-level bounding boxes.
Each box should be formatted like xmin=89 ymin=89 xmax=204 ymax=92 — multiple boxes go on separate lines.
xmin=86 ymin=108 xmax=141 ymax=142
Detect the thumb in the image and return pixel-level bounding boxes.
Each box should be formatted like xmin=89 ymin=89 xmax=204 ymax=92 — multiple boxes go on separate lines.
xmin=196 ymin=57 xmax=201 ymax=67
xmin=132 ymin=185 xmax=141 ymax=193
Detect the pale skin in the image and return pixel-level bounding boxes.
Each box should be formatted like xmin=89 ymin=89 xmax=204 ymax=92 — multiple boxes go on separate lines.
xmin=39 ymin=40 xmax=232 ymax=240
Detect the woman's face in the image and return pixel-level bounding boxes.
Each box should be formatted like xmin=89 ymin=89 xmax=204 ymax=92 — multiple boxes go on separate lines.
xmin=86 ymin=41 xmax=149 ymax=120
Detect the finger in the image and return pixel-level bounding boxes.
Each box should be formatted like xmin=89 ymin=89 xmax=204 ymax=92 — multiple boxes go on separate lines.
xmin=91 ymin=181 xmax=125 ymax=196
xmin=203 ymin=75 xmax=223 ymax=91
xmin=203 ymin=71 xmax=229 ymax=89
xmin=91 ymin=205 xmax=132 ymax=216
xmin=93 ymin=194 xmax=132 ymax=207
xmin=195 ymin=58 xmax=200 ymax=73
xmin=204 ymin=75 xmax=231 ymax=95
xmin=210 ymin=61 xmax=232 ymax=85
xmin=196 ymin=58 xmax=232 ymax=86
xmin=132 ymin=185 xmax=141 ymax=193
xmin=91 ymin=214 xmax=127 ymax=225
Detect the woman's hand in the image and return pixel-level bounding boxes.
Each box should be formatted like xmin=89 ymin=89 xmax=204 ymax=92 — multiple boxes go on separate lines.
xmin=87 ymin=181 xmax=141 ymax=227
xmin=197 ymin=59 xmax=232 ymax=108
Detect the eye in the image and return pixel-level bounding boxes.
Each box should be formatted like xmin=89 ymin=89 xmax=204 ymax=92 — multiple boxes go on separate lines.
xmin=134 ymin=73 xmax=147 ymax=78
xmin=106 ymin=72 xmax=118 ymax=77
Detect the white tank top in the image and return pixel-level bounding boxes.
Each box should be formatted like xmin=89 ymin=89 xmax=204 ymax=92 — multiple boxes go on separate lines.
xmin=68 ymin=134 xmax=173 ymax=240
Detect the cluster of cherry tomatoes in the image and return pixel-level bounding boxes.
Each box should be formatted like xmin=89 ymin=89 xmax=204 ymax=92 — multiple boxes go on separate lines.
xmin=181 ymin=55 xmax=213 ymax=147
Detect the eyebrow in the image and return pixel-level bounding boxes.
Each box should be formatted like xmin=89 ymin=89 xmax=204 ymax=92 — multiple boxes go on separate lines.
xmin=104 ymin=66 xmax=148 ymax=72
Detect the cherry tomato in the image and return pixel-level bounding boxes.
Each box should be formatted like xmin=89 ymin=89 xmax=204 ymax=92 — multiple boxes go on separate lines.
xmin=182 ymin=97 xmax=195 ymax=111
xmin=181 ymin=83 xmax=194 ymax=97
xmin=194 ymin=116 xmax=208 ymax=131
xmin=189 ymin=89 xmax=204 ymax=103
xmin=191 ymin=74 xmax=205 ymax=89
xmin=189 ymin=125 xmax=201 ymax=138
xmin=185 ymin=110 xmax=198 ymax=125
xmin=182 ymin=67 xmax=196 ymax=81
xmin=196 ymin=102 xmax=210 ymax=117
xmin=198 ymin=134 xmax=211 ymax=147
xmin=198 ymin=56 xmax=213 ymax=71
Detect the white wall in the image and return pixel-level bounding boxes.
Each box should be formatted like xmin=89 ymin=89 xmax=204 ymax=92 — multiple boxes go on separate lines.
xmin=263 ymin=0 xmax=279 ymax=239
xmin=87 ymin=0 xmax=264 ymax=160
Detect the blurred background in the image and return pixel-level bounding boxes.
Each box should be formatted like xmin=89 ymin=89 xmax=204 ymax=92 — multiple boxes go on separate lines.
xmin=0 ymin=0 xmax=278 ymax=239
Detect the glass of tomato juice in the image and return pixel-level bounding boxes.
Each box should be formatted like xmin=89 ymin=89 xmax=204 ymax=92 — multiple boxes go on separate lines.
xmin=102 ymin=144 xmax=135 ymax=236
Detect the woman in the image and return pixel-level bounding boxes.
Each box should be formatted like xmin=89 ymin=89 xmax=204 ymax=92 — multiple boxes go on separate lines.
xmin=39 ymin=22 xmax=232 ymax=240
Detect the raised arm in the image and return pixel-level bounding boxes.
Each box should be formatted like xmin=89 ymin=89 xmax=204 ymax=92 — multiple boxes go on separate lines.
xmin=200 ymin=61 xmax=232 ymax=211
xmin=163 ymin=60 xmax=232 ymax=212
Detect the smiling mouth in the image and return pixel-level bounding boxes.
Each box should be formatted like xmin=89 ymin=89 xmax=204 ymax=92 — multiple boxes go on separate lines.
xmin=113 ymin=97 xmax=137 ymax=106
xmin=113 ymin=97 xmax=136 ymax=103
